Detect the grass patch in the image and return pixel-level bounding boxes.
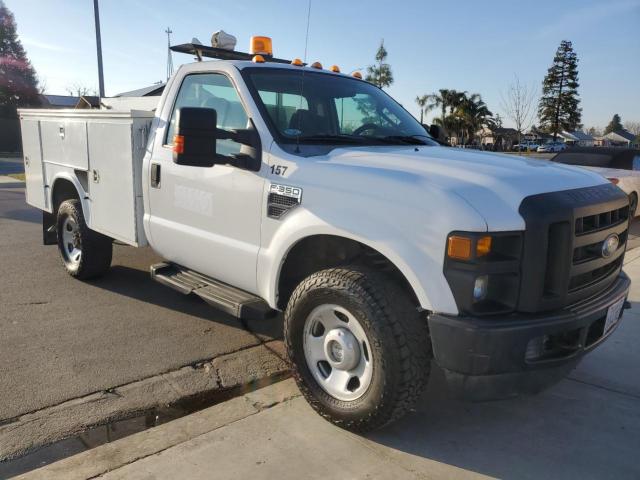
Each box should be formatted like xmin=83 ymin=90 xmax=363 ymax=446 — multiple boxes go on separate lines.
xmin=8 ymin=173 xmax=25 ymax=182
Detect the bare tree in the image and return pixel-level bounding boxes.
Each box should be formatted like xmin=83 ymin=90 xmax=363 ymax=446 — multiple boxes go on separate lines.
xmin=626 ymin=121 xmax=640 ymax=136
xmin=500 ymin=75 xmax=538 ymax=146
xmin=586 ymin=126 xmax=602 ymax=137
xmin=66 ymin=83 xmax=97 ymax=97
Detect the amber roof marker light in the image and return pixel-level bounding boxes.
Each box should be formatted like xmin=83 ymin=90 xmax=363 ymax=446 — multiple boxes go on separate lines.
xmin=249 ymin=36 xmax=273 ymax=56
xmin=291 ymin=58 xmax=303 ymax=66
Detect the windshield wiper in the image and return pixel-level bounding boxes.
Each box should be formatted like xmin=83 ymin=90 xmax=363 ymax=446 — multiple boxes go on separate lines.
xmin=374 ymin=135 xmax=429 ymax=145
xmin=295 ymin=134 xmax=367 ymax=144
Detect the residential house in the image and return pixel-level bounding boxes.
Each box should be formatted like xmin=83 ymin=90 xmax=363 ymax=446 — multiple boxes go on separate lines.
xmin=600 ymin=129 xmax=638 ymax=148
xmin=559 ymin=130 xmax=595 ymax=147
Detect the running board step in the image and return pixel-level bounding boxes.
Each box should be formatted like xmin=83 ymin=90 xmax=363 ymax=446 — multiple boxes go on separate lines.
xmin=150 ymin=262 xmax=274 ymax=320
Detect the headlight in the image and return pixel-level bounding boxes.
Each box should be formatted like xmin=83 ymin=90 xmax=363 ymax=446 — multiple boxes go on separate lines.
xmin=444 ymin=232 xmax=523 ymax=315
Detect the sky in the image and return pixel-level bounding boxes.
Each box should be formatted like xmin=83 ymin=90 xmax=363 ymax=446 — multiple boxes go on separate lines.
xmin=7 ymin=0 xmax=640 ymax=130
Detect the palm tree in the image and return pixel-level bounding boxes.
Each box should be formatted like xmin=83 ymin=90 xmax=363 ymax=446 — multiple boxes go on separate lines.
xmin=415 ymin=94 xmax=436 ymax=124
xmin=453 ymin=93 xmax=494 ymax=145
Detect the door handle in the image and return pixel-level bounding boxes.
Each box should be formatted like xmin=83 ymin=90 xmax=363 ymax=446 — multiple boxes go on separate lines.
xmin=150 ymin=163 xmax=161 ymax=188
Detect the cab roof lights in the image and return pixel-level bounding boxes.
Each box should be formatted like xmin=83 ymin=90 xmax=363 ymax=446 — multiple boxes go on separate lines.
xmin=352 ymin=71 xmax=363 ymax=79
xmin=250 ymin=36 xmax=273 ymax=56
xmin=170 ymin=42 xmax=291 ymax=64
xmin=329 ymin=65 xmax=340 ymax=73
xmin=311 ymin=61 xmax=323 ymax=69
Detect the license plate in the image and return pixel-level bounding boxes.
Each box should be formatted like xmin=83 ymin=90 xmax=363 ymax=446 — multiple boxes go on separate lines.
xmin=604 ymin=297 xmax=625 ymax=334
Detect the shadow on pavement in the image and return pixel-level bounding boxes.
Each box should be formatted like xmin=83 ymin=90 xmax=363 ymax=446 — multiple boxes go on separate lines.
xmin=94 ymin=265 xmax=283 ymax=341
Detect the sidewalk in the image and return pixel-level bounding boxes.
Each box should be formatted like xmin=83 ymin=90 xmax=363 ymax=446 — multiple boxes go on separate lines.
xmin=15 ymin=257 xmax=640 ymax=480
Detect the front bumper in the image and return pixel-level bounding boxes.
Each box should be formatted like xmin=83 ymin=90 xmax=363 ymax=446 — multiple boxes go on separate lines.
xmin=428 ymin=272 xmax=631 ymax=401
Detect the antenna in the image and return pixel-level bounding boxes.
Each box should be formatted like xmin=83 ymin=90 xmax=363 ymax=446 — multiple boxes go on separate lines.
xmin=295 ymin=0 xmax=312 ymax=153
xmin=165 ymin=27 xmax=174 ymax=80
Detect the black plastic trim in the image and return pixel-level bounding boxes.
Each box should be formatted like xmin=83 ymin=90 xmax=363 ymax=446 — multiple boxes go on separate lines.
xmin=429 ymin=272 xmax=630 ymax=400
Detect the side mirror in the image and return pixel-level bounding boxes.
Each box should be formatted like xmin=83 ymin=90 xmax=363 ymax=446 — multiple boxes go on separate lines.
xmin=173 ymin=107 xmax=217 ymax=167
xmin=428 ymin=124 xmax=442 ymax=140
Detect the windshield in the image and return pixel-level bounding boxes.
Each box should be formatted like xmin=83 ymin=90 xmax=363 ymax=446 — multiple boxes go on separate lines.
xmin=243 ymin=68 xmax=437 ymax=146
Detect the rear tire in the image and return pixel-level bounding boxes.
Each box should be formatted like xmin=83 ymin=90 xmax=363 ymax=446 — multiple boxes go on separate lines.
xmin=56 ymin=199 xmax=112 ymax=279
xmin=284 ymin=267 xmax=431 ymax=432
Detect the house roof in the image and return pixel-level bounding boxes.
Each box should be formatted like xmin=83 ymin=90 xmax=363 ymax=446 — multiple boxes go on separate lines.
xmin=115 ymin=84 xmax=165 ymax=97
xmin=560 ymin=130 xmax=594 ymax=141
xmin=604 ymin=129 xmax=636 ymax=142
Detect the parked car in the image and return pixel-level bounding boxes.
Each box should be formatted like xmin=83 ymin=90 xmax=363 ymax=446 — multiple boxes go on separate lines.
xmin=552 ymin=147 xmax=640 ymax=217
xmin=538 ymin=142 xmax=566 ymax=153
xmin=512 ymin=141 xmax=537 ymax=152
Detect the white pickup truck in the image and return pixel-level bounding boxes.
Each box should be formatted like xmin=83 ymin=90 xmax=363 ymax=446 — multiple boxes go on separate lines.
xmin=19 ymin=38 xmax=631 ymax=431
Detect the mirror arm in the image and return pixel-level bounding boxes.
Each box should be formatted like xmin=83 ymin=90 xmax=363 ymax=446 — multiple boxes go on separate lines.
xmin=216 ymin=128 xmax=258 ymax=146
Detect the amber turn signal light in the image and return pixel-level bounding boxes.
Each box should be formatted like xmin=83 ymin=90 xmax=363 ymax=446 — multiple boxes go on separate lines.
xmin=476 ymin=236 xmax=492 ymax=257
xmin=173 ymin=135 xmax=184 ymax=154
xmin=447 ymin=236 xmax=472 ymax=260
xmin=447 ymin=235 xmax=492 ymax=260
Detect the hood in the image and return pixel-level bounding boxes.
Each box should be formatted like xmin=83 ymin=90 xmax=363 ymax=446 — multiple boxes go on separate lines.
xmin=323 ymin=146 xmax=608 ymax=230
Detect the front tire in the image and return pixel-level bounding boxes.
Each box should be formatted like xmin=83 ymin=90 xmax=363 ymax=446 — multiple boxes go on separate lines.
xmin=56 ymin=199 xmax=113 ymax=279
xmin=284 ymin=267 xmax=431 ymax=432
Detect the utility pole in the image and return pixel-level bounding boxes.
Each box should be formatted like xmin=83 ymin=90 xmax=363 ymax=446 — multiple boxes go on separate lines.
xmin=165 ymin=27 xmax=173 ymax=81
xmin=93 ymin=0 xmax=105 ymax=97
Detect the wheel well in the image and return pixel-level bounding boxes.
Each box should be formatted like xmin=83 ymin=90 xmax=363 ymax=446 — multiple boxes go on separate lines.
xmin=277 ymin=235 xmax=420 ymax=310
xmin=52 ymin=178 xmax=80 ymax=213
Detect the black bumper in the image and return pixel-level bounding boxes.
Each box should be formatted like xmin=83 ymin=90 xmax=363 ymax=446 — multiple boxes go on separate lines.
xmin=428 ymin=272 xmax=631 ymax=401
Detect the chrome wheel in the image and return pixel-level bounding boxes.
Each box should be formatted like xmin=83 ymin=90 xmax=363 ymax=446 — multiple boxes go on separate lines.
xmin=61 ymin=216 xmax=82 ymax=266
xmin=303 ymin=304 xmax=373 ymax=401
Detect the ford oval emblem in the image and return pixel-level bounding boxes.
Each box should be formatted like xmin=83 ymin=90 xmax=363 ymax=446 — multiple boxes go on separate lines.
xmin=602 ymin=234 xmax=620 ymax=258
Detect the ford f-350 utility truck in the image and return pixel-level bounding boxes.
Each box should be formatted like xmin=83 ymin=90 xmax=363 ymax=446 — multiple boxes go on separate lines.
xmin=19 ymin=38 xmax=631 ymax=431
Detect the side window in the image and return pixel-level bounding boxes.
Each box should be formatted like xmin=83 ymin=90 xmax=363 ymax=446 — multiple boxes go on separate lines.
xmin=166 ymin=73 xmax=249 ymax=156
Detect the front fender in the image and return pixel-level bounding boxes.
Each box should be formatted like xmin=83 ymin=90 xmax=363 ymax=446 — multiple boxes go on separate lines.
xmin=257 ymin=196 xmax=484 ymax=314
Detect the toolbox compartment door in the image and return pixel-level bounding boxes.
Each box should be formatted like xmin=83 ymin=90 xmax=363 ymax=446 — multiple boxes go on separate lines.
xmin=21 ymin=118 xmax=48 ymax=210
xmin=40 ymin=120 xmax=89 ymax=170
xmin=87 ymin=121 xmax=139 ymax=244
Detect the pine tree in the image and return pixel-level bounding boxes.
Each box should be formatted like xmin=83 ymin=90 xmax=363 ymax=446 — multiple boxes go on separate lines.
xmin=538 ymin=40 xmax=581 ymax=140
xmin=365 ymin=40 xmax=393 ymax=89
xmin=603 ymin=114 xmax=623 ymax=134
xmin=0 ymin=1 xmax=40 ymax=118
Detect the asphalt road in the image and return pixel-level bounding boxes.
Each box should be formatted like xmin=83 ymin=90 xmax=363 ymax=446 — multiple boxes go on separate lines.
xmin=0 ymin=181 xmax=282 ymax=425
xmin=0 ymin=156 xmax=24 ymax=176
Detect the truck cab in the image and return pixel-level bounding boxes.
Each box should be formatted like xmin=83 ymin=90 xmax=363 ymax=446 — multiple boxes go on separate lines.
xmin=19 ymin=37 xmax=631 ymax=431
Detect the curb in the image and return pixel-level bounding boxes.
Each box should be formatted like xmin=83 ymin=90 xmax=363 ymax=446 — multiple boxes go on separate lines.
xmin=13 ymin=379 xmax=300 ymax=480
xmin=1 ymin=340 xmax=289 ymax=462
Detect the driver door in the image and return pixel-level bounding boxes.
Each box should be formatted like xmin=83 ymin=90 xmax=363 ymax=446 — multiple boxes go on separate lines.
xmin=146 ymin=72 xmax=264 ymax=293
